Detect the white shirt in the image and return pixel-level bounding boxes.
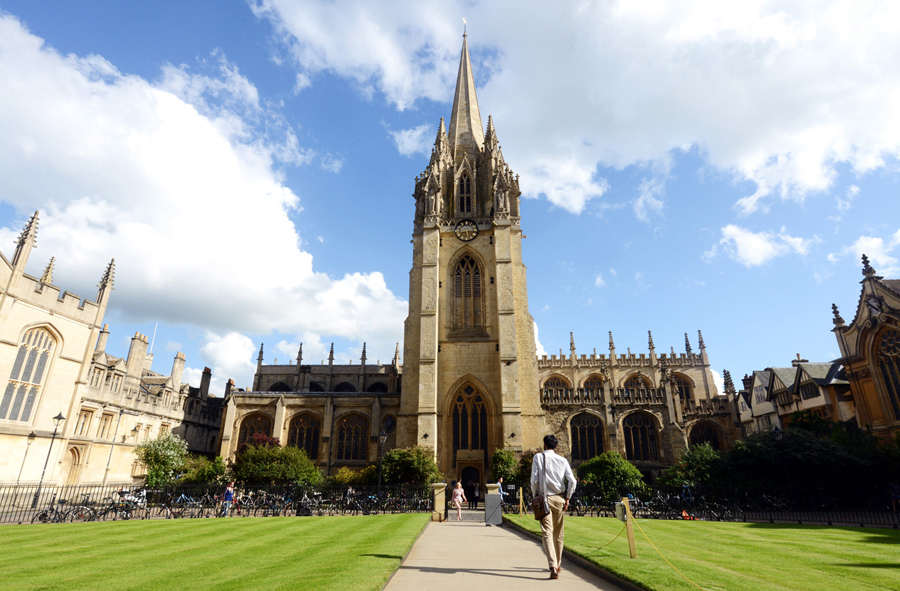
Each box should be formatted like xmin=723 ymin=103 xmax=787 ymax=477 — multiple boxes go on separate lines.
xmin=530 ymin=450 xmax=577 ymax=499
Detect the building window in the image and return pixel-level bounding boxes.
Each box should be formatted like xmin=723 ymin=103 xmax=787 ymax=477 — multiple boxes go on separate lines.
xmin=740 ymin=401 xmax=747 ymax=411
xmin=623 ymin=412 xmax=659 ymax=462
xmin=268 ymin=382 xmax=291 ymax=392
xmin=542 ymin=377 xmax=570 ymax=403
xmin=760 ymin=415 xmax=772 ymax=427
xmin=98 ymin=414 xmax=114 ymax=439
xmin=623 ymin=375 xmax=649 ymax=399
xmin=144 ymin=425 xmax=152 ymax=441
xmin=452 ymin=385 xmax=488 ymax=460
xmin=799 ymin=382 xmax=820 ymax=400
xmin=673 ymin=375 xmax=692 ymax=401
xmin=288 ymin=414 xmax=321 ymax=460
xmin=689 ymin=422 xmax=720 ymax=450
xmin=309 ymin=382 xmax=325 ymax=392
xmin=334 ymin=382 xmax=357 ymax=393
xmin=0 ymin=327 xmax=55 ymax=423
xmin=366 ymin=382 xmax=388 ymax=393
xmin=159 ymin=423 xmax=170 ymax=437
xmin=91 ymin=369 xmax=103 ymax=387
xmin=582 ymin=376 xmax=604 ymax=404
xmin=877 ymin=328 xmax=900 ymax=420
xmin=112 ymin=376 xmax=121 ymax=393
xmin=76 ymin=409 xmax=93 ymax=437
xmin=238 ymin=413 xmax=273 ymax=446
xmin=458 ymin=172 xmax=472 ymax=214
xmin=571 ymin=413 xmax=603 ymax=461
xmin=452 ymin=255 xmax=483 ymax=330
xmin=335 ymin=414 xmax=369 ymax=461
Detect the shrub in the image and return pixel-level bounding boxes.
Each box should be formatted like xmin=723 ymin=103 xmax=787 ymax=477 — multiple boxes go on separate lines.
xmin=231 ymin=444 xmax=322 ymax=485
xmin=382 ymin=446 xmax=441 ymax=485
xmin=517 ymin=448 xmax=540 ymax=483
xmin=576 ymin=451 xmax=647 ymax=503
xmin=658 ymin=443 xmax=724 ymax=491
xmin=330 ymin=465 xmax=378 ymax=486
xmin=490 ymin=448 xmax=518 ymax=482
xmin=179 ymin=455 xmax=227 ymax=485
xmin=135 ymin=434 xmax=188 ymax=487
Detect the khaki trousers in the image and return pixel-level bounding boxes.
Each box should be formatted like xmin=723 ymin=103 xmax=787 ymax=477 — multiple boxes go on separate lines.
xmin=539 ymin=495 xmax=566 ymax=570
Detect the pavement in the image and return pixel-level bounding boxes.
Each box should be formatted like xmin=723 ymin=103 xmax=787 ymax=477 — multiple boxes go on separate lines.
xmin=384 ymin=518 xmax=624 ymax=590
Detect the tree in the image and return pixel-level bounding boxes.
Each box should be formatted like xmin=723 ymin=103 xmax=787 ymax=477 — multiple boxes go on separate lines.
xmin=382 ymin=446 xmax=441 ymax=485
xmin=179 ymin=454 xmax=227 ymax=485
xmin=135 ymin=434 xmax=188 ymax=487
xmin=658 ymin=443 xmax=724 ymax=491
xmin=576 ymin=451 xmax=647 ymax=503
xmin=491 ymin=448 xmax=518 ymax=482
xmin=330 ymin=465 xmax=378 ymax=486
xmin=231 ymin=444 xmax=322 ymax=485
xmin=517 ymin=448 xmax=540 ymax=483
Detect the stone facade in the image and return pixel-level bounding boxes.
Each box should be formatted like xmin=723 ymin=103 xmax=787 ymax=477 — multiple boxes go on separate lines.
xmin=223 ymin=35 xmax=737 ymax=484
xmin=0 ymin=212 xmax=225 ymax=486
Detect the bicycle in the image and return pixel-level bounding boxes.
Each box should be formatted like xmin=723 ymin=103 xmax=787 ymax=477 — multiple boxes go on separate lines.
xmin=32 ymin=494 xmax=69 ymax=524
xmin=64 ymin=493 xmax=98 ymax=523
xmin=96 ymin=496 xmax=133 ymax=521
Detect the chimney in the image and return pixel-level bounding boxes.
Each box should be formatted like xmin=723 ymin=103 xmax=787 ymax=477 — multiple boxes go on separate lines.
xmin=791 ymin=353 xmax=808 ymax=367
xmin=171 ymin=352 xmax=185 ymax=388
xmin=126 ymin=333 xmax=149 ymax=378
xmin=200 ymin=367 xmax=211 ymax=399
xmin=96 ymin=324 xmax=110 ymax=353
xmin=224 ymin=378 xmax=234 ymax=398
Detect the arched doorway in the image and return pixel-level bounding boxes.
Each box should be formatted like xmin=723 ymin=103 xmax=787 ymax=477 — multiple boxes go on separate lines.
xmin=59 ymin=447 xmax=81 ymax=486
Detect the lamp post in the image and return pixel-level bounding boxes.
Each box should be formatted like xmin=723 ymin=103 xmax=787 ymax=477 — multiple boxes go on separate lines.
xmin=32 ymin=412 xmax=65 ymax=508
xmin=377 ymin=431 xmax=388 ymax=497
xmin=17 ymin=432 xmax=37 ymax=487
xmin=102 ymin=410 xmax=125 ymax=487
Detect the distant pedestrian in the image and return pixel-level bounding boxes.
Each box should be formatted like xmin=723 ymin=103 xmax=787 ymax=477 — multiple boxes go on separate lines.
xmin=471 ymin=481 xmax=480 ymax=509
xmin=497 ymin=477 xmax=507 ymax=506
xmin=531 ymin=435 xmax=577 ymax=579
xmin=451 ymin=482 xmax=467 ymax=521
xmin=222 ymin=482 xmax=235 ymax=517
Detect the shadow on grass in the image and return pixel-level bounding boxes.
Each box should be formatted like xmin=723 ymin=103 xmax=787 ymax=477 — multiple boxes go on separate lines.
xmin=744 ymin=522 xmax=900 ymax=544
xmin=359 ymin=554 xmax=402 ymax=559
xmin=833 ymin=563 xmax=900 ymax=569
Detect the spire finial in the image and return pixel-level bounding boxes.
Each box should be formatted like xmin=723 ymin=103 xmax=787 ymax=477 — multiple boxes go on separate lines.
xmin=609 ymin=331 xmax=615 ymax=350
xmin=670 ymin=346 xmax=676 ymax=358
xmin=862 ymin=253 xmax=877 ymax=277
xmin=448 ymin=29 xmax=484 ymax=153
xmin=328 ymin=343 xmax=334 ymax=363
xmin=723 ymin=369 xmax=736 ymax=394
xmin=462 ymin=17 xmax=467 ymax=36
xmin=98 ymin=258 xmax=116 ymax=290
xmin=15 ymin=211 xmax=39 ymax=248
xmin=394 ymin=342 xmax=400 ymax=362
xmin=570 ymin=332 xmax=575 ymax=350
xmin=684 ymin=332 xmax=692 ymax=355
xmin=698 ymin=330 xmax=706 ymax=349
xmin=40 ymin=257 xmax=55 ymax=285
xmin=297 ymin=343 xmax=303 ymax=365
xmin=648 ymin=330 xmax=655 ymax=350
xmin=361 ymin=342 xmax=367 ymax=364
xmin=832 ymin=303 xmax=846 ymax=326
xmin=257 ymin=343 xmax=264 ymax=362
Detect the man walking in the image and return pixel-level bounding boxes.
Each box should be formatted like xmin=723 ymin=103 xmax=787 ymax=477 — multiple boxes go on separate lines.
xmin=531 ymin=435 xmax=577 ymax=579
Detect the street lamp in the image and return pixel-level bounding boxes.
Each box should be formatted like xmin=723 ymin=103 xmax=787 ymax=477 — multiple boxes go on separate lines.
xmin=32 ymin=412 xmax=65 ymax=508
xmin=377 ymin=431 xmax=388 ymax=497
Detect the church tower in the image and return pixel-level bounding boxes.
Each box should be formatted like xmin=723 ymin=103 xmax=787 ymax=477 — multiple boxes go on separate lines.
xmin=399 ymin=34 xmax=541 ymax=481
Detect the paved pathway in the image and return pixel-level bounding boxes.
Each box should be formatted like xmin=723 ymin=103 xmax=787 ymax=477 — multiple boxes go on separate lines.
xmin=385 ymin=519 xmax=624 ymax=590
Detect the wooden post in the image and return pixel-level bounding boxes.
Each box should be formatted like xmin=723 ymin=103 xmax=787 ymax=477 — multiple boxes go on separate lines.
xmin=519 ymin=487 xmax=523 ymax=516
xmin=622 ymin=496 xmax=637 ymax=559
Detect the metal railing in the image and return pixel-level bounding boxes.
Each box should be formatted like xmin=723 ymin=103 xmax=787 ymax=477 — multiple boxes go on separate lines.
xmin=0 ymin=483 xmax=434 ymax=525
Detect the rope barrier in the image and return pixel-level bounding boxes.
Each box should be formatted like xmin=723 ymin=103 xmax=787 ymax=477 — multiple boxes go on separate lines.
xmin=592 ymin=522 xmax=627 ymax=551
xmin=625 ymin=504 xmax=708 ymax=591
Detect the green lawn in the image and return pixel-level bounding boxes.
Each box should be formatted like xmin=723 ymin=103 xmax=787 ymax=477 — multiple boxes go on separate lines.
xmin=1 ymin=514 xmax=430 ymax=591
xmin=506 ymin=514 xmax=900 ymax=591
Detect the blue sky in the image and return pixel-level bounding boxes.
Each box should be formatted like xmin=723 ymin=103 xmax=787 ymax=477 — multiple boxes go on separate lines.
xmin=1 ymin=1 xmax=898 ymax=394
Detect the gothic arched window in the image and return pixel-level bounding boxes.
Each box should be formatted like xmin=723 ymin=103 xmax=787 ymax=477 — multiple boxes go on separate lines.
xmin=366 ymin=382 xmax=388 ymax=393
xmin=336 ymin=414 xmax=369 ymax=461
xmin=542 ymin=377 xmax=571 ymax=403
xmin=268 ymin=382 xmax=291 ymax=392
xmin=453 ymin=255 xmax=483 ymax=330
xmin=308 ymin=382 xmax=324 ymax=392
xmin=458 ymin=172 xmax=472 ymax=214
xmin=623 ymin=374 xmax=649 ymax=399
xmin=876 ymin=328 xmax=900 ymax=420
xmin=623 ymin=412 xmax=660 ymax=462
xmin=689 ymin=422 xmax=720 ymax=450
xmin=0 ymin=327 xmax=55 ymax=422
xmin=582 ymin=375 xmax=604 ymax=404
xmin=452 ymin=386 xmax=488 ymax=459
xmin=238 ymin=413 xmax=273 ymax=446
xmin=334 ymin=382 xmax=357 ymax=393
xmin=571 ymin=413 xmax=603 ymax=461
xmin=673 ymin=375 xmax=692 ymax=401
xmin=288 ymin=414 xmax=321 ymax=460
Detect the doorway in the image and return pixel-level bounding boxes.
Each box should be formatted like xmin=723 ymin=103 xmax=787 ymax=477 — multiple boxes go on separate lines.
xmin=460 ymin=465 xmax=481 ymax=509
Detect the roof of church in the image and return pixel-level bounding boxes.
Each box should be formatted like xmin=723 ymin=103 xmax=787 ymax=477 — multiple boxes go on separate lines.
xmin=447 ymin=34 xmax=484 ymax=155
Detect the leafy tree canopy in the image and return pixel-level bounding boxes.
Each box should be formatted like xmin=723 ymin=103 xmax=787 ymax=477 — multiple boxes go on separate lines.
xmin=490 ymin=448 xmax=518 ymax=482
xmin=382 ymin=446 xmax=441 ymax=485
xmin=576 ymin=451 xmax=647 ymax=503
xmin=179 ymin=454 xmax=227 ymax=485
xmin=135 ymin=433 xmax=188 ymax=487
xmin=231 ymin=443 xmax=322 ymax=485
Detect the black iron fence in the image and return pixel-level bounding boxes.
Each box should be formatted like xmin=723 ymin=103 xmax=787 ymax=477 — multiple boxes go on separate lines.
xmin=0 ymin=483 xmax=434 ymax=525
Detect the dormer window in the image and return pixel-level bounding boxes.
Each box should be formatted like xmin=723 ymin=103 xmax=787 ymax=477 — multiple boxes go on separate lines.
xmin=458 ymin=173 xmax=472 ymax=214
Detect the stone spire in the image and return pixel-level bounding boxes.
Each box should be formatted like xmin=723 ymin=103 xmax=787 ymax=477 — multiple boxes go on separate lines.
xmin=609 ymin=331 xmax=615 ymax=350
xmin=328 ymin=343 xmax=334 ymax=365
xmin=96 ymin=258 xmax=115 ymax=305
xmin=40 ymin=257 xmax=55 ymax=285
xmin=723 ymin=369 xmax=736 ymax=394
xmin=11 ymin=211 xmax=39 ymax=271
xmin=360 ymin=342 xmax=367 ymax=365
xmin=684 ymin=332 xmax=692 ymax=355
xmin=392 ymin=342 xmax=401 ymax=369
xmin=296 ymin=343 xmax=303 ymax=365
xmin=698 ymin=330 xmax=706 ymax=350
xmin=648 ymin=330 xmax=655 ymax=350
xmin=670 ymin=346 xmax=676 ymax=358
xmin=447 ymin=33 xmax=484 ymax=157
xmin=862 ymin=253 xmax=881 ymax=279
xmin=832 ymin=303 xmax=846 ymax=327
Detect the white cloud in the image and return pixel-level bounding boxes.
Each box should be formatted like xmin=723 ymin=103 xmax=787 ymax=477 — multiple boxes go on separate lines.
xmin=594 ymin=274 xmax=606 ymax=287
xmin=533 ymin=321 xmax=547 ymax=357
xmin=710 ymin=225 xmax=818 ymax=267
xmin=183 ymin=331 xmax=258 ymax=394
xmin=389 ymin=123 xmax=433 ymax=157
xmin=837 ymin=184 xmax=859 ymax=213
xmin=609 ymin=268 xmax=617 ymax=276
xmin=829 ymin=231 xmax=900 ymax=276
xmin=252 ymin=0 xmax=900 ymax=215
xmin=320 ymin=154 xmax=344 ymax=173
xmin=711 ymin=369 xmax=724 ymax=396
xmin=0 ymin=14 xmax=407 ymax=377
xmin=634 ymin=177 xmax=666 ymax=222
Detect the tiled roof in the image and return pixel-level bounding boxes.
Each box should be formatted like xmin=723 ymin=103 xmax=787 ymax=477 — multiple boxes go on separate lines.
xmin=769 ymin=367 xmax=796 ymax=389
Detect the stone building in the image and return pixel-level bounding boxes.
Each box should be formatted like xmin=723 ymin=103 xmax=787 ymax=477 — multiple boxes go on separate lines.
xmin=833 ymin=255 xmax=900 ymax=441
xmin=218 ymin=35 xmax=736 ymax=484
xmin=0 ymin=212 xmax=225 ymax=486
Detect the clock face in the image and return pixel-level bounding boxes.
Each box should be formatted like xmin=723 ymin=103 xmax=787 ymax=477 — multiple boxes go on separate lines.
xmin=455 ymin=219 xmax=478 ymax=242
